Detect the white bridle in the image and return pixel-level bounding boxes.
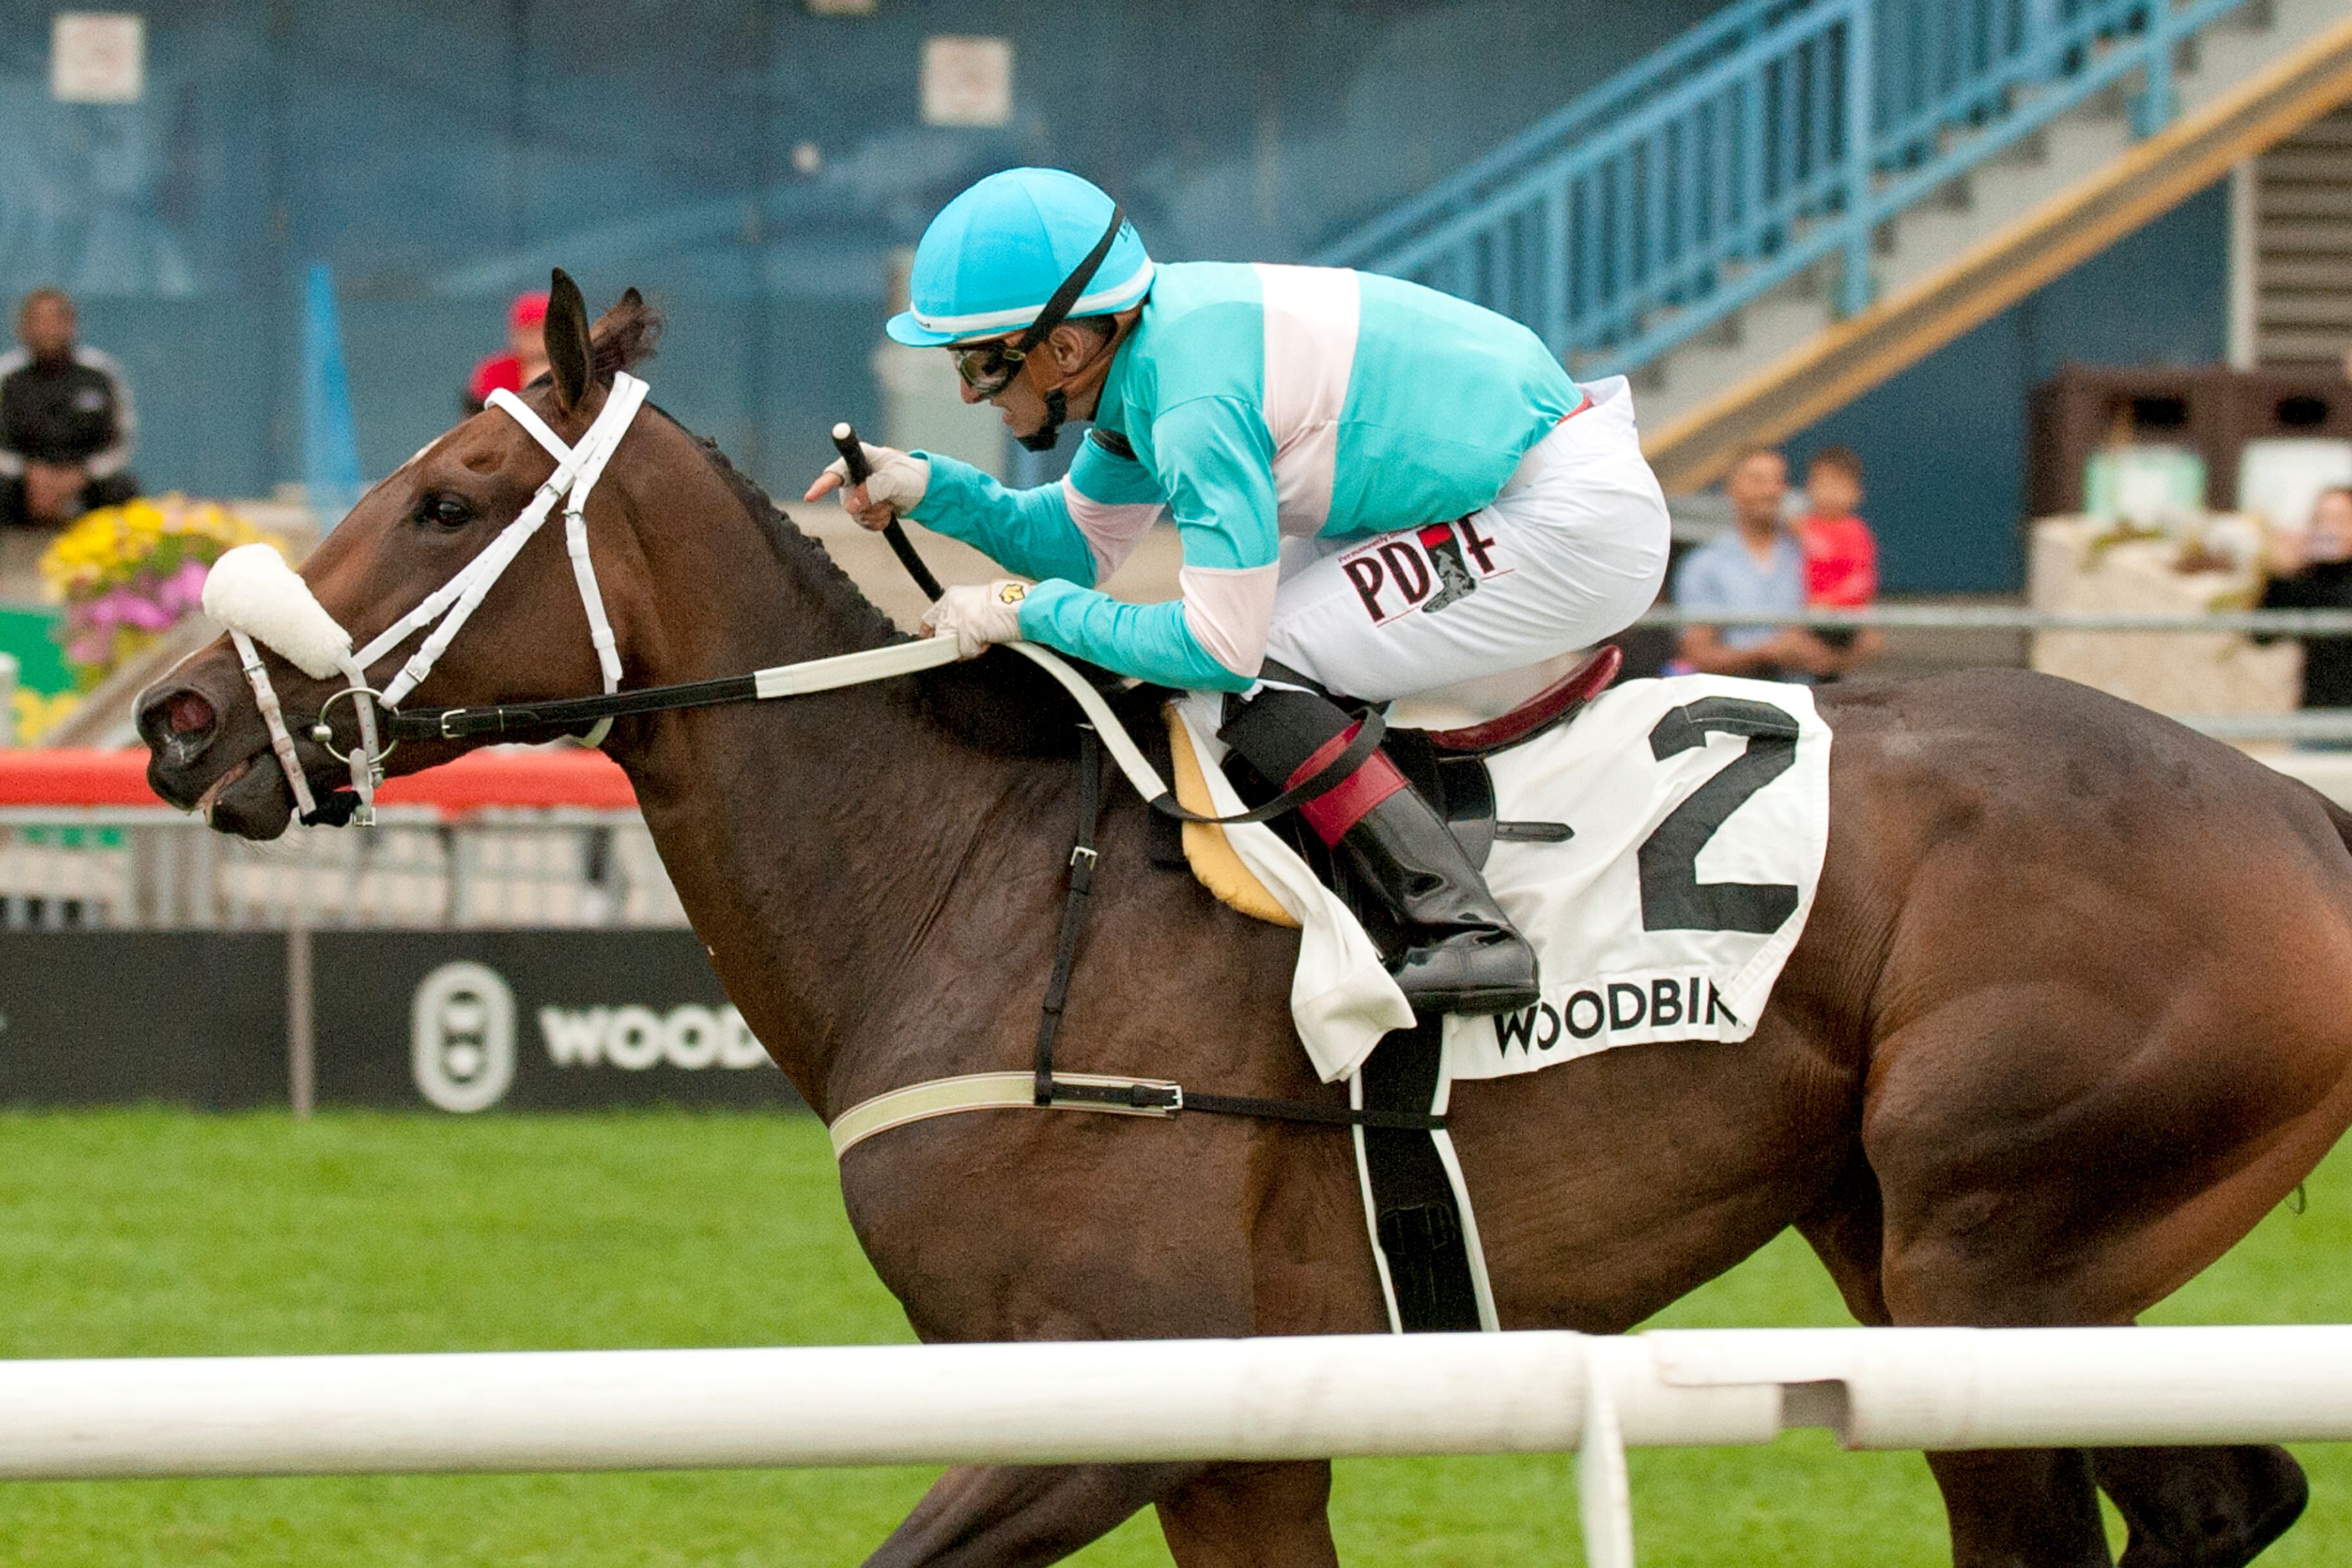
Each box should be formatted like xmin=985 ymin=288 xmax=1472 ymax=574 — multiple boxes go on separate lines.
xmin=204 ymin=372 xmax=651 ymax=826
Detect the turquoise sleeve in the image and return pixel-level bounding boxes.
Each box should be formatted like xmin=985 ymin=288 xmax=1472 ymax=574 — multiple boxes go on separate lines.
xmin=1015 ymin=580 xmax=1249 ymax=691
xmin=1005 ymin=397 xmax=1279 ymax=691
xmin=1149 ymin=397 xmax=1281 ymax=572
xmin=1065 ymin=433 xmax=1166 ymax=510
xmin=904 ymin=453 xmax=1099 ymax=588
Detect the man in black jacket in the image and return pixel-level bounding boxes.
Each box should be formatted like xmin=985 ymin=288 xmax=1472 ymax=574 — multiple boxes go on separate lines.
xmin=0 ymin=289 xmax=138 ymax=533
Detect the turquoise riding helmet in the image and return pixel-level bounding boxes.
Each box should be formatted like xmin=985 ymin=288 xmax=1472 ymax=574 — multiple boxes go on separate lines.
xmin=887 ymin=168 xmax=1154 ymax=349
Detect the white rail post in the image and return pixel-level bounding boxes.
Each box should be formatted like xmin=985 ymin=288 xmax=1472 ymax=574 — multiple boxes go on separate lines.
xmin=1578 ymin=1352 xmax=1637 ymax=1568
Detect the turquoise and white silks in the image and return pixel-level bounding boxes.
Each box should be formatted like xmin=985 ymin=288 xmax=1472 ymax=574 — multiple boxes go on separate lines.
xmin=906 ymin=261 xmax=1599 ymax=693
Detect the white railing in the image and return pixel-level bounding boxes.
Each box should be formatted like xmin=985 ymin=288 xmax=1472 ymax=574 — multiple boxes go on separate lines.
xmin=1638 ymin=605 xmax=2352 ymax=632
xmin=0 ymin=808 xmax=685 ymax=932
xmin=5 ymin=1326 xmax=2348 ymax=1567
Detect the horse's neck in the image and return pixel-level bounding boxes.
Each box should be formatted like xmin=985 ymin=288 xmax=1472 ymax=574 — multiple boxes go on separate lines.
xmin=604 ymin=476 xmax=1037 ymax=1117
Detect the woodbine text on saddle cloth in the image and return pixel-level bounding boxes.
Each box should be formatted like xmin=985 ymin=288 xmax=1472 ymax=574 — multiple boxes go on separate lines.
xmin=1182 ymin=676 xmax=1831 ymax=1083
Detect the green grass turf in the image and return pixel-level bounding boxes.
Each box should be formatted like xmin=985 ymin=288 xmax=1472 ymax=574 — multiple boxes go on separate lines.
xmin=0 ymin=1107 xmax=2345 ymax=1565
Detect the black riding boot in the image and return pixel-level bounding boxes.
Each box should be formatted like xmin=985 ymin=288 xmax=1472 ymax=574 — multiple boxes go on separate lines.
xmin=1220 ymin=687 xmax=1540 ymax=1016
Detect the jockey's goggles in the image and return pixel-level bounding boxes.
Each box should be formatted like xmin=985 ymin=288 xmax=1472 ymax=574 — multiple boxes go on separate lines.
xmin=949 ymin=338 xmax=1026 ymax=397
xmin=941 ymin=205 xmax=1127 ymax=400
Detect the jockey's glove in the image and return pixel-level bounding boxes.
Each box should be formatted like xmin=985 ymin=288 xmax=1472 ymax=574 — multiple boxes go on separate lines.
xmin=921 ymin=581 xmax=1028 ymax=659
xmin=813 ymin=441 xmax=930 ymax=530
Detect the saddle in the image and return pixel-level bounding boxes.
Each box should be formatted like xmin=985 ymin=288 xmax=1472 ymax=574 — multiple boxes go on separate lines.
xmin=1158 ymin=644 xmax=1621 ymax=926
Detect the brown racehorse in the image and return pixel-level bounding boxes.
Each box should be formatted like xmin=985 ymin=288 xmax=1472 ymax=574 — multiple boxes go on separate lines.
xmin=139 ymin=285 xmax=2352 ymax=1567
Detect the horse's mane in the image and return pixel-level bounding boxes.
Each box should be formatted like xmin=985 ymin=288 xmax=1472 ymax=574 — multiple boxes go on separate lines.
xmin=593 ymin=411 xmax=1073 ymax=768
xmin=588 ymin=292 xmax=1093 ymax=757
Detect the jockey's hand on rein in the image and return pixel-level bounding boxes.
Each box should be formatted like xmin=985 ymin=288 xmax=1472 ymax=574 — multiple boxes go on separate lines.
xmin=804 ymin=442 xmax=930 ymax=531
xmin=921 ymin=581 xmax=1028 ymax=659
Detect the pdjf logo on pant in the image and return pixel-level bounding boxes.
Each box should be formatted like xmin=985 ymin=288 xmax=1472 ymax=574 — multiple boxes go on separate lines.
xmin=1339 ymin=515 xmax=1509 ymax=626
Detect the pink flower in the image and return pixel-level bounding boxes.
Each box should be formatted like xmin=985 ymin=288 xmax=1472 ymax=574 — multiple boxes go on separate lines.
xmin=119 ymin=595 xmax=174 ymax=632
xmin=157 ymin=560 xmax=208 ymax=615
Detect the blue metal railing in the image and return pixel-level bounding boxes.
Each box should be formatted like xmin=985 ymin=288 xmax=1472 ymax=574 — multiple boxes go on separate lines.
xmin=1314 ymin=0 xmax=2252 ymax=378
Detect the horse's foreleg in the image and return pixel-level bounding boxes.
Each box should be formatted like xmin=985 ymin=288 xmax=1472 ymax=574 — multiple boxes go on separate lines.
xmin=2089 ymin=1445 xmax=2308 ymax=1568
xmin=1155 ymin=1460 xmax=1339 ymax=1568
xmin=862 ymin=1461 xmax=1203 ymax=1567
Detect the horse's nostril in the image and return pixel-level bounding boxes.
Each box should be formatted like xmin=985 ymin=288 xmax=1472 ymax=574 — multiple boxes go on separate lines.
xmin=140 ymin=686 xmax=217 ymax=753
xmin=163 ymin=691 xmax=215 ymax=739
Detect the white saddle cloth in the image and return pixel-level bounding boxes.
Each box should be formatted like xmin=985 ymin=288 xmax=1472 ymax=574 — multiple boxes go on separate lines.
xmin=1175 ymin=674 xmax=1833 ymax=1084
xmin=1438 ymin=674 xmax=1832 ymax=1081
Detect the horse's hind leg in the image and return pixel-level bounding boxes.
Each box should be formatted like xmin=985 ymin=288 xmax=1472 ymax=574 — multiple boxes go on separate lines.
xmin=2090 ymin=1446 xmax=2308 ymax=1568
xmin=1155 ymin=1461 xmax=1341 ymax=1567
xmin=1798 ymin=1177 xmax=2114 ymax=1566
xmin=862 ymin=1460 xmax=1203 ymax=1567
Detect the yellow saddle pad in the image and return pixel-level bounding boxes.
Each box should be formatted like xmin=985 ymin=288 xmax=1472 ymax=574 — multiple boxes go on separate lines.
xmin=1163 ymin=706 xmax=1300 ymax=930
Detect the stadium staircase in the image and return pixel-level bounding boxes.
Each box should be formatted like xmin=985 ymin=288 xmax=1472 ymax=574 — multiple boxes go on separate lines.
xmin=2249 ymin=101 xmax=2352 ymax=365
xmin=1314 ymin=0 xmax=2352 ymax=491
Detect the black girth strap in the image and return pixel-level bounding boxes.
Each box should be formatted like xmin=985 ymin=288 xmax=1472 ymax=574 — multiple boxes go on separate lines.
xmin=1182 ymin=1088 xmax=1443 ymax=1132
xmin=1029 ymin=724 xmax=1445 ymax=1135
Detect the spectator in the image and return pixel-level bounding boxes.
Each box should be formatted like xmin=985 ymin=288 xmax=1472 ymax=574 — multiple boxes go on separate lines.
xmin=0 ymin=287 xmax=139 ymax=533
xmin=2259 ymin=485 xmax=2352 ymax=728
xmin=1673 ymin=447 xmax=1866 ymax=683
xmin=1795 ymin=446 xmax=1884 ymax=664
xmin=462 ymin=291 xmax=551 ymax=414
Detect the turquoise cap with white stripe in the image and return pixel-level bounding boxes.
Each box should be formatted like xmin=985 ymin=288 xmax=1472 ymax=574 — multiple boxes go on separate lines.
xmin=887 ymin=168 xmax=1154 ymax=348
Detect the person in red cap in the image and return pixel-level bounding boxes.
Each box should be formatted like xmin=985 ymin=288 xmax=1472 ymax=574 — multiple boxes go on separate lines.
xmin=461 ymin=291 xmax=551 ymax=414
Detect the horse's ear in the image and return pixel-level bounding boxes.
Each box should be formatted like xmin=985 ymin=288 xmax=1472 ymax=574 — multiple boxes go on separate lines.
xmin=544 ymin=269 xmax=593 ymax=413
xmin=588 ymin=286 xmax=662 ymax=380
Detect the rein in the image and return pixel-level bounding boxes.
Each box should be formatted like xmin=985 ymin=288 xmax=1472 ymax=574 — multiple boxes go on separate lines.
xmin=201 ymin=378 xmax=1437 ymax=1151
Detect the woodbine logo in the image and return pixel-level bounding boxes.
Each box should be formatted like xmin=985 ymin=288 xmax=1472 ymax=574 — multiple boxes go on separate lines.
xmin=409 ymin=960 xmax=768 ymax=1113
xmin=1488 ymin=972 xmax=1742 ymax=1063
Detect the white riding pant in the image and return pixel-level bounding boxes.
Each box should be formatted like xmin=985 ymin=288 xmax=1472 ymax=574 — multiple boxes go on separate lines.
xmin=1257 ymin=375 xmax=1669 ymax=704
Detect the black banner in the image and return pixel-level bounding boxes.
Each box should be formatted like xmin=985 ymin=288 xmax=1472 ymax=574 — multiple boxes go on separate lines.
xmin=0 ymin=930 xmax=805 ymax=1113
xmin=0 ymin=932 xmax=286 ymax=1107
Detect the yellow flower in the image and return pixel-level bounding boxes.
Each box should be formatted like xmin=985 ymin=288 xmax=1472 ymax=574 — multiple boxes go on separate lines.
xmin=38 ymin=495 xmax=268 ymax=603
xmin=9 ymin=688 xmax=80 ymax=746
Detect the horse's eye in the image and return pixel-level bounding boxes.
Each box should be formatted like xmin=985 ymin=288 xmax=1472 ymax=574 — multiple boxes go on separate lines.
xmin=419 ymin=494 xmax=472 ymax=531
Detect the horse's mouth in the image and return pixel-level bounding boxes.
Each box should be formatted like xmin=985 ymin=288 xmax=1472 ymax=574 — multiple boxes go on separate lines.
xmin=193 ymin=751 xmax=303 ymax=841
xmin=195 ymin=755 xmax=256 ymax=819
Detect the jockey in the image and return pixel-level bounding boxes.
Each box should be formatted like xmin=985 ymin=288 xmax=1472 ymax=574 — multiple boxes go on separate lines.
xmin=809 ymin=168 xmax=1669 ymax=1016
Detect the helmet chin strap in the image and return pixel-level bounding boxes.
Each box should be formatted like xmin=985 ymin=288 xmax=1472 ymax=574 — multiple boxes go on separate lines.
xmin=206 ymin=372 xmax=650 ymax=828
xmin=1003 ymin=204 xmax=1128 ymax=455
xmin=1015 ymin=387 xmax=1071 ymax=454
